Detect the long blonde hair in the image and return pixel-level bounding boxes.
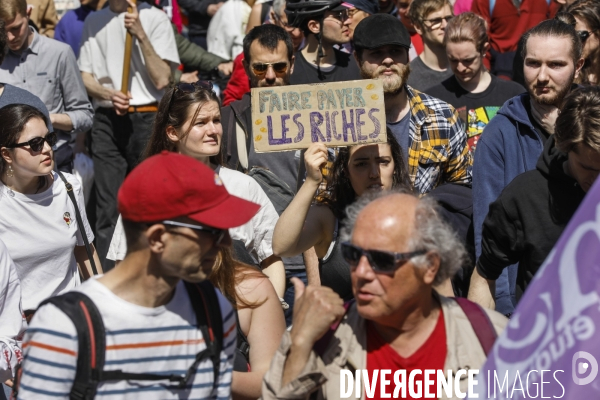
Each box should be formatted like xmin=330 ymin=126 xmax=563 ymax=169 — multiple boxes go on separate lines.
xmin=209 ymin=248 xmax=267 ymax=309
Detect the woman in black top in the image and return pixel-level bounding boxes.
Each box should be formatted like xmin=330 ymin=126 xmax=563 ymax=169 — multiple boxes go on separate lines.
xmin=272 ymin=129 xmax=411 ymax=300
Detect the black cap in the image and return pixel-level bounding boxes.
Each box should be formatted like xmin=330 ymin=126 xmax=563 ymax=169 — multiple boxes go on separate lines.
xmin=353 ymin=14 xmax=411 ymax=50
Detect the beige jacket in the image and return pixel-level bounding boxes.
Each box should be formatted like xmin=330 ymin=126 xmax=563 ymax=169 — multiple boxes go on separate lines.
xmin=28 ymin=0 xmax=58 ymax=38
xmin=262 ymin=295 xmax=507 ymax=400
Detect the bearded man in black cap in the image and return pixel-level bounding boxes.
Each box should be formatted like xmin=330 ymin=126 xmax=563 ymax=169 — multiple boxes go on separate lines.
xmin=353 ymin=13 xmax=472 ymax=195
xmin=286 ymin=0 xmax=361 ymax=83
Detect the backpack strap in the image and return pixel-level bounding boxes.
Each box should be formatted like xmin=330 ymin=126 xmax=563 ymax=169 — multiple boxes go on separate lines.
xmin=56 ymin=171 xmax=99 ymax=276
xmin=41 ymin=292 xmax=106 ymax=400
xmin=103 ymin=282 xmax=224 ymax=390
xmin=184 ymin=280 xmax=224 ymax=390
xmin=454 ymin=297 xmax=497 ymax=355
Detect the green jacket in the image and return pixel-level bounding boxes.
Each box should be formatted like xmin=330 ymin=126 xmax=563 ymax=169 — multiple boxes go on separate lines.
xmin=172 ymin=24 xmax=226 ymax=83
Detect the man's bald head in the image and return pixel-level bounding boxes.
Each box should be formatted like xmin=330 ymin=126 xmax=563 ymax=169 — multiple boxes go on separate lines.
xmin=353 ymin=193 xmax=418 ymax=253
xmin=342 ymin=189 xmax=466 ymax=286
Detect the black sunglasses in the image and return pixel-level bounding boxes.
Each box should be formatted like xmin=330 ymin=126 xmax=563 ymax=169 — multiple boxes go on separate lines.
xmin=341 ymin=242 xmax=427 ymax=273
xmin=7 ymin=132 xmax=57 ymax=152
xmin=162 ymin=220 xmax=227 ymax=245
xmin=423 ymin=15 xmax=453 ymax=29
xmin=251 ymin=62 xmax=289 ymax=76
xmin=578 ymin=30 xmax=595 ymax=43
xmin=167 ymin=80 xmax=214 ymax=110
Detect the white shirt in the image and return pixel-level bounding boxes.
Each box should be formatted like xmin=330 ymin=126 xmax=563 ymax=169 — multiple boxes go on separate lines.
xmin=19 ymin=278 xmax=235 ymax=399
xmin=0 ymin=172 xmax=94 ymax=310
xmin=78 ymin=3 xmax=180 ymax=108
xmin=107 ymin=167 xmax=279 ymax=263
xmin=207 ymin=0 xmax=252 ymax=60
xmin=0 ymin=238 xmax=26 ymax=381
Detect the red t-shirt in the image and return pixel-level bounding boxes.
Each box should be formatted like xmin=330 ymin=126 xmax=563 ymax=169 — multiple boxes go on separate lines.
xmin=366 ymin=309 xmax=446 ymax=399
xmin=410 ymin=32 xmax=424 ymax=56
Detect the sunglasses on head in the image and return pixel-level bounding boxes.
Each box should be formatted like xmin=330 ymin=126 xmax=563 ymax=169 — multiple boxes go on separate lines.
xmin=341 ymin=242 xmax=427 ymax=273
xmin=251 ymin=62 xmax=289 ymax=77
xmin=577 ymin=30 xmax=595 ymax=43
xmin=167 ymin=80 xmax=214 ymax=110
xmin=7 ymin=131 xmax=57 ymax=152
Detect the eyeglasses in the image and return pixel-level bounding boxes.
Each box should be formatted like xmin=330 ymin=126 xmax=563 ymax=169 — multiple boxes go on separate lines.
xmin=167 ymin=80 xmax=214 ymax=111
xmin=577 ymin=30 xmax=596 ymax=43
xmin=422 ymin=15 xmax=453 ymax=30
xmin=162 ymin=220 xmax=227 ymax=245
xmin=251 ymin=62 xmax=289 ymax=77
xmin=327 ymin=9 xmax=349 ymax=24
xmin=7 ymin=132 xmax=57 ymax=152
xmin=341 ymin=242 xmax=427 ymax=273
xmin=347 ymin=8 xmax=360 ymax=17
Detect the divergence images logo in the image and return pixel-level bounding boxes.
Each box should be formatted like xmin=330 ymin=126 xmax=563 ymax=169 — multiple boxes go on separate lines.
xmin=572 ymin=351 xmax=598 ymax=385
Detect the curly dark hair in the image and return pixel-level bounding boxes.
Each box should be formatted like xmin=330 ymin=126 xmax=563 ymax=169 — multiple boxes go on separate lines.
xmin=321 ymin=128 xmax=412 ymax=219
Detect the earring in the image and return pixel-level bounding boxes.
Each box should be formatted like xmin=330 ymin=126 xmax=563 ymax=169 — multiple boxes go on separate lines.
xmin=6 ymin=165 xmax=13 ymax=178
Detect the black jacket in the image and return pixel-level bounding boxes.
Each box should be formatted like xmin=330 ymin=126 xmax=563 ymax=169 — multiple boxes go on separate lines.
xmin=477 ymin=137 xmax=586 ymax=299
xmin=221 ymin=92 xmax=252 ymax=172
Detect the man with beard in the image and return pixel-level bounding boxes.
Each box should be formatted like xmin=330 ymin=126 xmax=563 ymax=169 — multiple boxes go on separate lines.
xmin=471 ymin=19 xmax=583 ymax=316
xmin=352 ymin=13 xmax=472 ymax=195
xmin=470 ymin=87 xmax=600 ymax=310
xmin=221 ymin=24 xmax=314 ymax=326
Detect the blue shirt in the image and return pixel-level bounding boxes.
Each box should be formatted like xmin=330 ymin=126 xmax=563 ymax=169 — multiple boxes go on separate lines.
xmin=54 ymin=6 xmax=96 ymax=58
xmin=387 ymin=112 xmax=411 ymax=169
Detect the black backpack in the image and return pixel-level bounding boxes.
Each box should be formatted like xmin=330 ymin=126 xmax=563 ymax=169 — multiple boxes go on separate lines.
xmin=13 ymin=281 xmax=223 ymax=400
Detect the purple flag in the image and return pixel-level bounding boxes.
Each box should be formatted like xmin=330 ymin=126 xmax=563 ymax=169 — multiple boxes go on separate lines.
xmin=473 ymin=178 xmax=600 ymax=399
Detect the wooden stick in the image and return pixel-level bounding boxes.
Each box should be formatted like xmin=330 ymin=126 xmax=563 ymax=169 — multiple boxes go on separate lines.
xmin=121 ymin=0 xmax=137 ymax=95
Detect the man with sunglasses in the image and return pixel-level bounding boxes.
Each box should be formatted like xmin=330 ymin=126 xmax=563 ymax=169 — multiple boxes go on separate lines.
xmin=405 ymin=0 xmax=454 ymax=91
xmin=79 ymin=0 xmax=179 ymax=269
xmin=18 ymin=151 xmax=261 ymax=399
xmin=222 ymin=24 xmax=318 ymax=326
xmin=262 ymin=191 xmax=506 ymax=399
xmin=286 ymin=0 xmax=361 ymax=84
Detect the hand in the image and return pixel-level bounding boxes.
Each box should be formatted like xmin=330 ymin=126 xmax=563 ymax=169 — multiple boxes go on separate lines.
xmin=180 ymin=71 xmax=199 ymax=83
xmin=530 ymin=99 xmax=559 ymax=134
xmin=304 ymin=143 xmax=328 ymax=184
xmin=111 ymin=90 xmax=131 ymax=116
xmin=289 ymin=277 xmax=345 ymax=350
xmin=207 ymin=2 xmax=224 ymax=16
xmin=217 ymin=61 xmax=234 ymax=76
xmin=124 ymin=0 xmax=146 ymax=41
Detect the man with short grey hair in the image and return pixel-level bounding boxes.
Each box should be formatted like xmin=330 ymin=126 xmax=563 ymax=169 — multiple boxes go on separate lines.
xmin=262 ymin=191 xmax=506 ymax=400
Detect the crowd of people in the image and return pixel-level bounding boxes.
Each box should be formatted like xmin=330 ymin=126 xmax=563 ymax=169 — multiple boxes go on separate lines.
xmin=0 ymin=0 xmax=598 ymax=398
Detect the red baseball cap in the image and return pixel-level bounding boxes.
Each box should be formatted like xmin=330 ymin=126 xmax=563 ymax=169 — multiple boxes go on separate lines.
xmin=118 ymin=151 xmax=260 ymax=229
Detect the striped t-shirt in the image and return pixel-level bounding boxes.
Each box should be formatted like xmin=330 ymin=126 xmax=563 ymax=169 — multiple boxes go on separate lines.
xmin=18 ymin=278 xmax=236 ymax=399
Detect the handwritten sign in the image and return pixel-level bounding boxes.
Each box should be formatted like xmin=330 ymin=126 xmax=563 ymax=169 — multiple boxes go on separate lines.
xmin=250 ymin=79 xmax=387 ymax=153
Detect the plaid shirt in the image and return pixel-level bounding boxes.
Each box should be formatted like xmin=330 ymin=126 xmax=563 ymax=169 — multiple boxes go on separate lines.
xmin=405 ymin=86 xmax=473 ymax=194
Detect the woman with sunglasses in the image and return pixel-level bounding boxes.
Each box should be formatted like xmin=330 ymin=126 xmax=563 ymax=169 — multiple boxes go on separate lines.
xmin=272 ymin=131 xmax=412 ymax=301
xmin=0 ymin=104 xmax=101 ymax=314
xmin=567 ymin=0 xmax=600 ymax=85
xmin=107 ymin=81 xmax=286 ymax=400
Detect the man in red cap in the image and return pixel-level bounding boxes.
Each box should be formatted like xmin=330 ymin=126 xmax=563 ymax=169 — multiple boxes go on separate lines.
xmin=16 ymin=152 xmax=260 ymax=399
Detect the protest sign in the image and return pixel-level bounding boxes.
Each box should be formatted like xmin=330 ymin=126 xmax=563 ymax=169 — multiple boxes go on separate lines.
xmin=250 ymin=79 xmax=387 ymax=153
xmin=471 ymin=179 xmax=600 ymax=399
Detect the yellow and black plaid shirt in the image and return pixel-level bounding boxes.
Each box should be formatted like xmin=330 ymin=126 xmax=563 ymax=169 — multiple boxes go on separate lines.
xmin=405 ymin=86 xmax=473 ymax=194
